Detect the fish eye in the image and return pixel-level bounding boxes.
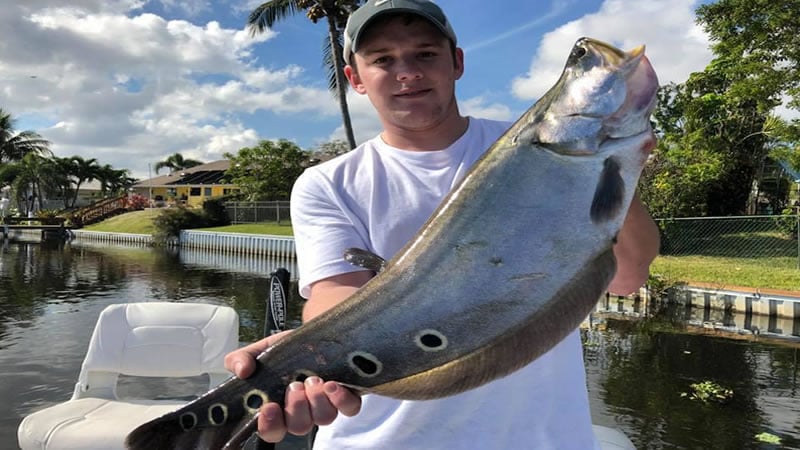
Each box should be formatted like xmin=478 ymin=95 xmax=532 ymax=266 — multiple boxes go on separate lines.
xmin=572 ymin=46 xmax=587 ymax=60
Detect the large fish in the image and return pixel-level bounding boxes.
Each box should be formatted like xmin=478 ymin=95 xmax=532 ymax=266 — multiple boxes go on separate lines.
xmin=126 ymin=37 xmax=658 ymax=449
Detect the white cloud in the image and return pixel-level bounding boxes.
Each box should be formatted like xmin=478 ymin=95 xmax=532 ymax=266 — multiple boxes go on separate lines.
xmin=511 ymin=0 xmax=713 ymax=101
xmin=0 ymin=1 xmax=341 ymax=179
xmin=460 ymin=97 xmax=514 ymax=122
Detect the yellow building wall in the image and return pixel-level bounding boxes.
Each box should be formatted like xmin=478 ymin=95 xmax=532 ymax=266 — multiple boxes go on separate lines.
xmin=139 ymin=185 xmax=238 ymax=207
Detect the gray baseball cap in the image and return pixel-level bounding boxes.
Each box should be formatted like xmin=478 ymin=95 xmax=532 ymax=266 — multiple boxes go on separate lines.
xmin=343 ymin=0 xmax=457 ymax=65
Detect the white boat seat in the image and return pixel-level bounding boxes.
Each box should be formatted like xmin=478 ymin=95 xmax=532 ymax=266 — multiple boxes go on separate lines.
xmin=593 ymin=424 xmax=636 ymax=450
xmin=18 ymin=302 xmax=239 ymax=450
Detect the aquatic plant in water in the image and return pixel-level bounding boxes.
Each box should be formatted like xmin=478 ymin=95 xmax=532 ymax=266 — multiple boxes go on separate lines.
xmin=681 ymin=380 xmax=734 ymax=404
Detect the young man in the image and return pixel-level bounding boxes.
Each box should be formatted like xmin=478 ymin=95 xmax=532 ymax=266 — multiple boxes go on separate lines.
xmin=226 ymin=0 xmax=660 ymax=448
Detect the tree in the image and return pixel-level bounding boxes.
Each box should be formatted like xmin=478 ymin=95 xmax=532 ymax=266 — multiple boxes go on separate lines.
xmin=641 ymin=0 xmax=800 ymax=217
xmin=0 ymin=108 xmax=51 ymax=164
xmin=309 ymin=138 xmax=351 ymax=165
xmin=10 ymin=153 xmax=61 ymax=214
xmin=96 ymin=164 xmax=135 ymax=196
xmin=154 ymin=153 xmax=203 ymax=174
xmin=224 ymin=139 xmax=310 ymax=200
xmin=248 ymin=0 xmax=363 ymax=150
xmin=63 ymin=156 xmax=101 ymax=208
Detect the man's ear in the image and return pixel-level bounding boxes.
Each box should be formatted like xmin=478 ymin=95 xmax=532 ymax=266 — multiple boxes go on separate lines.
xmin=454 ymin=47 xmax=465 ymax=80
xmin=345 ymin=65 xmax=367 ymax=94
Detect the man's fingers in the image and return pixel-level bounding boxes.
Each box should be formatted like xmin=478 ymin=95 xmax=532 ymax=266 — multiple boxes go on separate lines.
xmin=284 ymin=382 xmax=314 ymax=436
xmin=257 ymin=403 xmax=287 ymax=443
xmin=304 ymin=377 xmax=338 ymax=426
xmin=224 ymin=330 xmax=294 ymax=378
xmin=324 ymin=381 xmax=362 ymax=417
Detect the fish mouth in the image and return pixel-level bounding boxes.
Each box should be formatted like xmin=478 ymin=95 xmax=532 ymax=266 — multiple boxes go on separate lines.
xmin=581 ymin=38 xmax=659 ymax=140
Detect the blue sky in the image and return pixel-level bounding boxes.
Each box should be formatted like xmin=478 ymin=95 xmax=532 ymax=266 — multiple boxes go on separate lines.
xmin=1 ymin=0 xmax=717 ymax=179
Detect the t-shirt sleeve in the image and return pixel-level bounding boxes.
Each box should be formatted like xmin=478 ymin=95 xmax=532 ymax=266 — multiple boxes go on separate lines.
xmin=290 ymin=168 xmax=371 ymax=299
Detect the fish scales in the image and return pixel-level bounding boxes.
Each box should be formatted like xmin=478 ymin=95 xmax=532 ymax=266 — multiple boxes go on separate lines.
xmin=127 ymin=37 xmax=659 ymax=449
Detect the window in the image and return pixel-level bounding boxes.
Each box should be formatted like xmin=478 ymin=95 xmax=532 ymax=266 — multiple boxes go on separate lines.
xmin=204 ymin=187 xmax=212 ymax=196
xmin=190 ymin=187 xmax=201 ymax=196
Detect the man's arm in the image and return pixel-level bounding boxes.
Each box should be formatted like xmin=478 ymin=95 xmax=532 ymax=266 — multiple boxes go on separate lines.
xmin=607 ymin=193 xmax=660 ymax=295
xmin=302 ymin=270 xmax=374 ymax=321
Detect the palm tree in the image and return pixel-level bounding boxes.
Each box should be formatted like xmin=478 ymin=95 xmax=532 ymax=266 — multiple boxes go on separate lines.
xmin=10 ymin=153 xmax=59 ymax=214
xmin=0 ymin=108 xmax=51 ymax=164
xmin=154 ymin=152 xmax=203 ymax=174
xmin=248 ymin=0 xmax=363 ymax=150
xmin=64 ymin=156 xmax=101 ymax=208
xmin=96 ymin=164 xmax=135 ymax=196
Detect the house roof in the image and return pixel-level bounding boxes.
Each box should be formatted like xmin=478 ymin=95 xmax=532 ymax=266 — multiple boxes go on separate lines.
xmin=133 ymin=160 xmax=233 ymax=187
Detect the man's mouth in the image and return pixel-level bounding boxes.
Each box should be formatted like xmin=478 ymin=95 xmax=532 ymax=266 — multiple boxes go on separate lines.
xmin=395 ymin=89 xmax=431 ymax=98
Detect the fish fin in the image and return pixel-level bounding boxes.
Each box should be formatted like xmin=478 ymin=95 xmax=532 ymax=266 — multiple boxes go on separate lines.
xmin=125 ymin=411 xmax=248 ymax=450
xmin=125 ymin=376 xmax=271 ymax=450
xmin=590 ymin=156 xmax=625 ymax=223
xmin=343 ymin=247 xmax=387 ymax=273
xmin=372 ymin=249 xmax=617 ymax=400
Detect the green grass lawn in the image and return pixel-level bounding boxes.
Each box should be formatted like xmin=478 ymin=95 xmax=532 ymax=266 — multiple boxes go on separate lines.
xmin=82 ymin=209 xmax=293 ymax=236
xmin=84 ymin=210 xmax=800 ymax=293
xmin=197 ymin=223 xmax=293 ymax=236
xmin=651 ymin=255 xmax=800 ymax=292
xmin=83 ymin=209 xmax=160 ymax=234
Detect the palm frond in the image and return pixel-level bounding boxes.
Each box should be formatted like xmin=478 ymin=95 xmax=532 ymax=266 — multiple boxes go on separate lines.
xmin=248 ymin=0 xmax=302 ymax=36
xmin=322 ymin=32 xmax=346 ymax=95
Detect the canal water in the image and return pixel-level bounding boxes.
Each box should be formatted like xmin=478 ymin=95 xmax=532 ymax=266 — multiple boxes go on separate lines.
xmin=2 ymin=239 xmax=799 ymax=449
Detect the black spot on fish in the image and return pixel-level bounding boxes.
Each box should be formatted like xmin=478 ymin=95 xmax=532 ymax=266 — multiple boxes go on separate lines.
xmin=209 ymin=404 xmax=227 ymax=425
xmin=246 ymin=393 xmax=264 ymax=409
xmin=415 ymin=329 xmax=449 ymax=352
xmin=590 ymin=156 xmax=625 ymax=224
xmin=353 ymin=355 xmax=378 ymax=374
xmin=179 ymin=412 xmax=197 ymax=430
xmin=294 ymin=373 xmax=308 ymax=382
xmin=349 ymin=352 xmax=382 ymax=377
xmin=420 ymin=333 xmax=443 ymax=348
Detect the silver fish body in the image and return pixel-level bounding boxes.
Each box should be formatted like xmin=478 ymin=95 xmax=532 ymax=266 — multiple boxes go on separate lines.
xmin=126 ymin=37 xmax=658 ymax=449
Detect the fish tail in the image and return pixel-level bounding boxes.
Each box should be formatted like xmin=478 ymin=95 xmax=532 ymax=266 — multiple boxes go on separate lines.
xmin=126 ymin=374 xmax=276 ymax=450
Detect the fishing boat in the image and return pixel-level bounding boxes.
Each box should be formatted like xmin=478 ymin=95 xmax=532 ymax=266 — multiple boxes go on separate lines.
xmin=18 ymin=270 xmax=635 ymax=450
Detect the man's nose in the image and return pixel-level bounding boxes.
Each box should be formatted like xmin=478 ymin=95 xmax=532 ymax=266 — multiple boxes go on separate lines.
xmin=396 ymin=59 xmax=423 ymax=81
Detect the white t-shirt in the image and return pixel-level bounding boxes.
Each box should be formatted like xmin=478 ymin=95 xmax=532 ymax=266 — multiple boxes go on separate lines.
xmin=290 ymin=117 xmax=598 ymax=450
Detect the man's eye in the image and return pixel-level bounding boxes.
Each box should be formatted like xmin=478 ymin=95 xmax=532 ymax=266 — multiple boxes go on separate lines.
xmin=372 ymin=56 xmax=390 ymax=65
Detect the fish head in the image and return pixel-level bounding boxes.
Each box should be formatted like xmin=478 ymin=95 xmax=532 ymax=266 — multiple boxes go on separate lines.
xmin=513 ymin=37 xmax=658 ymax=158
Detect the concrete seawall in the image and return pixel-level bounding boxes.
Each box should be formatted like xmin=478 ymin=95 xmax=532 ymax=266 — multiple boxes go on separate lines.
xmin=6 ymin=228 xmax=799 ymax=325
xmin=3 ymin=228 xmax=296 ymax=258
xmin=668 ymin=285 xmax=800 ymax=320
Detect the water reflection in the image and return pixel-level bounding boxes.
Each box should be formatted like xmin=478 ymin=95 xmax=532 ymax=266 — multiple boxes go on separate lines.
xmin=1 ymin=241 xmax=799 ymax=449
xmin=587 ymin=299 xmax=800 ymax=449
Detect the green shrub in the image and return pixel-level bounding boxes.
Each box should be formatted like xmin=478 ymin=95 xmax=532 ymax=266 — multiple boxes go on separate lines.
xmin=776 ymin=208 xmax=799 ymax=239
xmin=153 ymin=207 xmax=209 ymax=243
xmin=153 ymin=202 xmax=231 ymax=244
xmin=202 ymin=198 xmax=230 ymax=226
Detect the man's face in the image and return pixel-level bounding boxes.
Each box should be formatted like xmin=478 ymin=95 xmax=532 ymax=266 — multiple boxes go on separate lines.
xmin=345 ymin=16 xmax=464 ymax=134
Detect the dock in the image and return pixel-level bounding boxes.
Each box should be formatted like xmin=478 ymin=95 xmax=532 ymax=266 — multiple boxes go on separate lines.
xmin=2 ymin=217 xmax=72 ymax=241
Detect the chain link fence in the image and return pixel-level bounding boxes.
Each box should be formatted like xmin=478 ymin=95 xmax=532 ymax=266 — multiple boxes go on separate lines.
xmin=656 ymin=215 xmax=800 ymax=270
xmin=224 ymin=201 xmax=291 ymax=224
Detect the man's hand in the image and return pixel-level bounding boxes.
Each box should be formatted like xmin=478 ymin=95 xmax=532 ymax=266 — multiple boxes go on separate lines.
xmin=224 ymin=331 xmax=362 ymax=443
